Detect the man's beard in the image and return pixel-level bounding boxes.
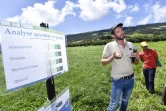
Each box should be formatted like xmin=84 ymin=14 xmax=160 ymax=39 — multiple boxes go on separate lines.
xmin=115 ymin=35 xmax=124 ymax=40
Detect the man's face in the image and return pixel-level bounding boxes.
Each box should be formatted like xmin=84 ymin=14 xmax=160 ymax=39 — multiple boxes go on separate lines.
xmin=113 ymin=27 xmax=124 ymax=40
xmin=142 ymin=46 xmax=148 ymax=50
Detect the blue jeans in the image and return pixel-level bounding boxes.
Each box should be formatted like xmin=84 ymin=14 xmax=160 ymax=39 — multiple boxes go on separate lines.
xmin=107 ymin=75 xmax=134 ymax=111
xmin=143 ymin=68 xmax=156 ymax=94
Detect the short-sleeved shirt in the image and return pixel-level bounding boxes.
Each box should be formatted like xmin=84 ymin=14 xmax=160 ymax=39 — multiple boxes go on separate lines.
xmin=139 ymin=49 xmax=158 ymax=69
xmin=102 ymin=40 xmax=134 ymax=79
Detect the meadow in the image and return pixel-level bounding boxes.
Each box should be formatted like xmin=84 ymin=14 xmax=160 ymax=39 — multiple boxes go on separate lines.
xmin=0 ymin=41 xmax=166 ymax=111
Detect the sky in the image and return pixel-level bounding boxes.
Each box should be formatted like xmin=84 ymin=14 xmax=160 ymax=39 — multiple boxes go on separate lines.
xmin=0 ymin=0 xmax=166 ymax=35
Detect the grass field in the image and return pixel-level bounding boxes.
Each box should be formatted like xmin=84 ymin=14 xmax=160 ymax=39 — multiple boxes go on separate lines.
xmin=0 ymin=41 xmax=166 ymax=111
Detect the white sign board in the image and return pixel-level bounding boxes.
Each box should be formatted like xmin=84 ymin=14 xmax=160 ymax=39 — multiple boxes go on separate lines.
xmin=0 ymin=21 xmax=68 ymax=91
xmin=38 ymin=87 xmax=71 ymax=111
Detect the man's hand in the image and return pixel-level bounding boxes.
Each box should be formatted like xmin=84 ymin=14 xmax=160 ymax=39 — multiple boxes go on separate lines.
xmin=113 ymin=51 xmax=123 ymax=59
xmin=131 ymin=52 xmax=139 ymax=64
xmin=131 ymin=52 xmax=139 ymax=59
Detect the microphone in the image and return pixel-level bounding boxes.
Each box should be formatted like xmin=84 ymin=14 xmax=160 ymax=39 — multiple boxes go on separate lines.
xmin=132 ymin=46 xmax=138 ymax=63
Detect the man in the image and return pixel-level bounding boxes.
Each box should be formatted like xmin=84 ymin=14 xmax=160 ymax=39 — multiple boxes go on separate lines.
xmin=101 ymin=23 xmax=139 ymax=111
xmin=139 ymin=41 xmax=158 ymax=94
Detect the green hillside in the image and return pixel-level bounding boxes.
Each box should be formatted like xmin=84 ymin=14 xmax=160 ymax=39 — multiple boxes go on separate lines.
xmin=66 ymin=22 xmax=166 ymax=47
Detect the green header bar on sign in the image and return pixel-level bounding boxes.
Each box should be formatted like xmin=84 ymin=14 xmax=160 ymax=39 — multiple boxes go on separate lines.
xmin=0 ymin=20 xmax=64 ymax=35
xmin=33 ymin=26 xmax=64 ymax=35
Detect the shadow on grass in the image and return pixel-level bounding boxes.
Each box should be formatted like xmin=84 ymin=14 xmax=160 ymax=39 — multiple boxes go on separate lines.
xmin=154 ymin=90 xmax=163 ymax=96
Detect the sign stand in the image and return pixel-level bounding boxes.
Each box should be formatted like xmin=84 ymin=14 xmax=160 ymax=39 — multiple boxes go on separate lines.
xmin=40 ymin=22 xmax=55 ymax=101
xmin=46 ymin=77 xmax=55 ymax=101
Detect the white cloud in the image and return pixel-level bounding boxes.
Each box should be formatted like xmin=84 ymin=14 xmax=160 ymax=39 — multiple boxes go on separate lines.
xmin=143 ymin=3 xmax=151 ymax=12
xmin=115 ymin=3 xmax=139 ymax=20
xmin=124 ymin=16 xmax=133 ymax=25
xmin=110 ymin=0 xmax=126 ymax=13
xmin=6 ymin=1 xmax=78 ymax=27
xmin=6 ymin=0 xmax=127 ymax=25
xmin=152 ymin=2 xmax=166 ymax=23
xmin=115 ymin=14 xmax=123 ymax=19
xmin=128 ymin=5 xmax=133 ymax=9
xmin=137 ymin=15 xmax=152 ymax=25
xmin=78 ymin=0 xmax=126 ymax=21
xmin=130 ymin=4 xmax=140 ymax=12
xmin=127 ymin=4 xmax=140 ymax=13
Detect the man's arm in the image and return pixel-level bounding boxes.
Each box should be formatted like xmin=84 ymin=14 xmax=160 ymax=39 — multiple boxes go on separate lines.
xmin=131 ymin=52 xmax=139 ymax=65
xmin=133 ymin=57 xmax=139 ymax=65
xmin=138 ymin=53 xmax=143 ymax=62
xmin=155 ymin=56 xmax=158 ymax=64
xmin=101 ymin=52 xmax=123 ymax=66
xmin=153 ymin=50 xmax=158 ymax=64
xmin=101 ymin=55 xmax=114 ymax=66
xmin=139 ymin=57 xmax=143 ymax=62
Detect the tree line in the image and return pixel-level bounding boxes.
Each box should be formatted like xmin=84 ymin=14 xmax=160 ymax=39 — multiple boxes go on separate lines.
xmin=66 ymin=22 xmax=166 ymax=47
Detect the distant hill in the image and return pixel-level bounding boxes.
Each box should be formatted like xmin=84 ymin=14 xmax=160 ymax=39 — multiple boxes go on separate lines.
xmin=66 ymin=22 xmax=166 ymax=47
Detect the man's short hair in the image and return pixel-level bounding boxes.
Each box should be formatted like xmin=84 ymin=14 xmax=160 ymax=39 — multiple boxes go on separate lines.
xmin=111 ymin=23 xmax=123 ymax=35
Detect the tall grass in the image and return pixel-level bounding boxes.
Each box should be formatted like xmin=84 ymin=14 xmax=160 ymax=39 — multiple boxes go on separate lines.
xmin=0 ymin=41 xmax=166 ymax=111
